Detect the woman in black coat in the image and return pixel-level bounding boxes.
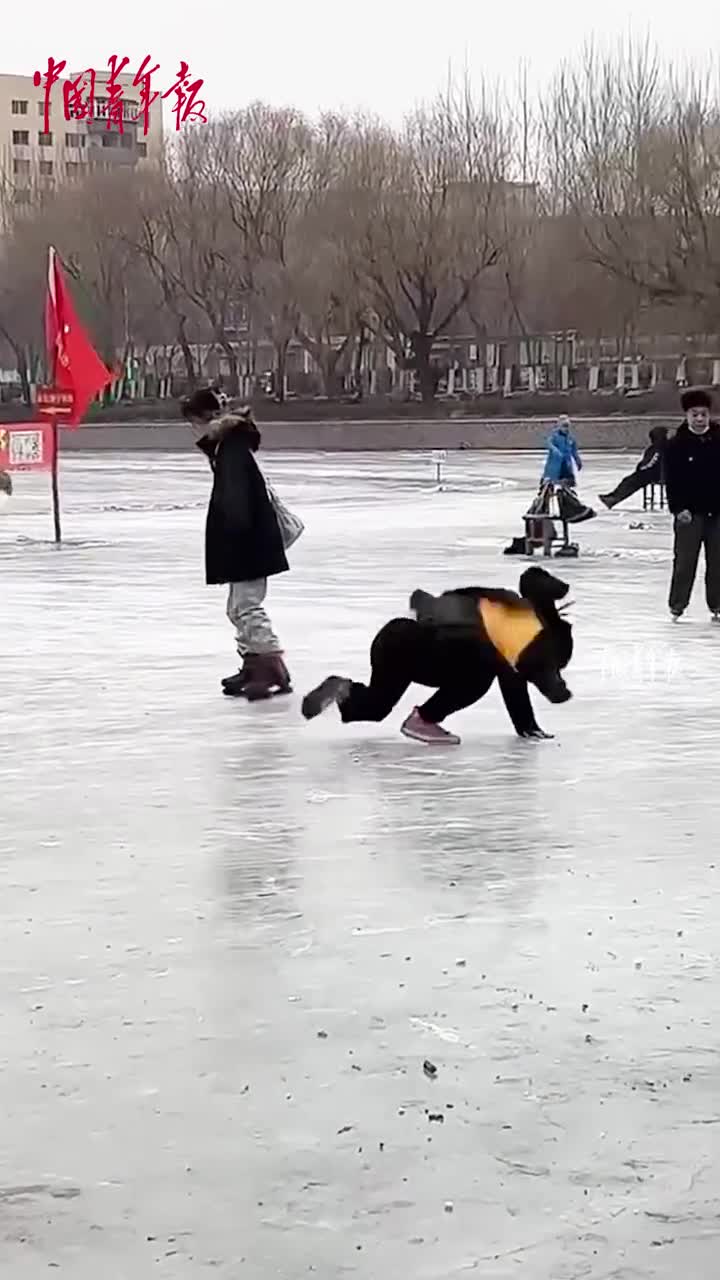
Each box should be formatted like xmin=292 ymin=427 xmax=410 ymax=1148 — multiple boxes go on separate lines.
xmin=182 ymin=390 xmax=291 ymax=700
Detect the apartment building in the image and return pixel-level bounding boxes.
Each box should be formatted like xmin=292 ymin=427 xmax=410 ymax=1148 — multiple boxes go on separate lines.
xmin=0 ymin=69 xmax=163 ymax=203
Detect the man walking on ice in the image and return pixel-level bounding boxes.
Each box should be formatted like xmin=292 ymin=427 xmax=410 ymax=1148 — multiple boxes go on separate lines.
xmin=664 ymin=387 xmax=720 ymax=621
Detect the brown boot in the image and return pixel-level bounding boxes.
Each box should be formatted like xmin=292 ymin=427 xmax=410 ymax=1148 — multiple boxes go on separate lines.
xmin=242 ymin=654 xmax=293 ymax=702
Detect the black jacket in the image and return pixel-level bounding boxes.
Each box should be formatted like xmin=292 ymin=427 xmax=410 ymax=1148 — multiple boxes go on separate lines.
xmin=636 ymin=428 xmax=669 ymax=475
xmin=196 ymin=417 xmax=288 ymax=585
xmin=664 ymin=422 xmax=720 ymax=516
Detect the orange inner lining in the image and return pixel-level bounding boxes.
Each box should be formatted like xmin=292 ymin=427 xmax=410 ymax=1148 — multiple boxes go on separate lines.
xmin=478 ymin=598 xmax=543 ymax=668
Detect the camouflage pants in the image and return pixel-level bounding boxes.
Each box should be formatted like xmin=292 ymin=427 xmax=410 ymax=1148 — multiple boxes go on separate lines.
xmin=226 ymin=580 xmax=280 ymax=656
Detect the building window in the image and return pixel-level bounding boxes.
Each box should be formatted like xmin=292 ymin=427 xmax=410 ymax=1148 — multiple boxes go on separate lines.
xmin=14 ymin=188 xmax=31 ymax=204
xmin=11 ymin=99 xmax=28 ymax=114
xmin=38 ymin=131 xmax=53 ymax=146
xmin=39 ymin=160 xmax=53 ymax=176
xmin=120 ymin=133 xmax=132 ymax=149
xmin=38 ymin=101 xmax=51 ymax=116
xmin=101 ymin=133 xmax=118 ymax=148
xmin=13 ymin=158 xmax=31 ymax=175
xmin=93 ymin=97 xmax=140 ymax=124
xmin=66 ymin=161 xmax=82 ymax=177
xmin=137 ymin=141 xmax=147 ymax=158
xmin=12 ymin=130 xmax=30 ymax=145
xmin=65 ymin=133 xmax=86 ymax=148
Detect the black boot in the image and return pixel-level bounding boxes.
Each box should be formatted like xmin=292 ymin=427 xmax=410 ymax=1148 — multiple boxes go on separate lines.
xmin=503 ymin=535 xmax=528 ymax=555
xmin=301 ymin=675 xmax=352 ymax=719
xmin=558 ymin=488 xmax=596 ymax=524
xmin=221 ymin=656 xmax=251 ymax=693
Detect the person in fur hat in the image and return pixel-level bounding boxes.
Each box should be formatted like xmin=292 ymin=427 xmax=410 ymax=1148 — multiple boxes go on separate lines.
xmin=664 ymin=386 xmax=720 ymax=621
xmin=182 ymin=389 xmax=292 ymax=698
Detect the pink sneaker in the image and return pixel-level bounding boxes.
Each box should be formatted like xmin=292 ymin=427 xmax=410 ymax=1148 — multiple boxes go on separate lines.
xmin=401 ymin=709 xmax=461 ymax=745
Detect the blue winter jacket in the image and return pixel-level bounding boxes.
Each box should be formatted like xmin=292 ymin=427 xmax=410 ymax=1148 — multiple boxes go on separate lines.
xmin=542 ymin=426 xmax=582 ymax=484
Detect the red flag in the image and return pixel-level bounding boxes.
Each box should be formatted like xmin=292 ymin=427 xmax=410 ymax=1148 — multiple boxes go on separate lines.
xmin=45 ymin=246 xmax=114 ymax=425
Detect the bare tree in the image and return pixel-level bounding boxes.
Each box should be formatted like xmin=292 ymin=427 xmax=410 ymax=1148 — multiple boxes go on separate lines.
xmin=7 ymin=59 xmax=720 ymax=413
xmin=0 ymin=168 xmax=56 ymax=400
xmin=202 ymin=106 xmax=350 ymax=399
xmin=129 ymin=165 xmax=207 ymax=387
xmin=540 ymin=40 xmax=720 ymax=327
xmin=289 ymin=187 xmax=361 ymax=396
xmin=36 ymin=170 xmax=137 ymax=367
xmin=0 ymin=238 xmax=45 ymax=403
xmin=339 ymin=88 xmax=513 ymax=402
xmin=148 ymin=128 xmax=250 ymax=394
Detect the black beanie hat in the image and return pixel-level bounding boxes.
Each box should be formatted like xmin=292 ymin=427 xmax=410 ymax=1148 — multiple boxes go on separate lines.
xmin=181 ymin=387 xmax=221 ymax=420
xmin=680 ymin=386 xmax=712 ymax=412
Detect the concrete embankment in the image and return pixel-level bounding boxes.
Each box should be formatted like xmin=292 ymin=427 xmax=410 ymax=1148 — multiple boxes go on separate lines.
xmin=57 ymin=415 xmax=677 ymax=453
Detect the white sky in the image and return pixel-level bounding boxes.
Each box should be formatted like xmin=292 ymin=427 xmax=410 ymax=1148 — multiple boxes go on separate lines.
xmin=4 ymin=0 xmax=719 ymax=125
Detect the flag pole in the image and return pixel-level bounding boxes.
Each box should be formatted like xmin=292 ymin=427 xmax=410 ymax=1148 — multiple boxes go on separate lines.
xmin=46 ymin=246 xmax=62 ymax=544
xmin=50 ymin=416 xmax=61 ymax=543
xmin=42 ymin=244 xmax=113 ymax=544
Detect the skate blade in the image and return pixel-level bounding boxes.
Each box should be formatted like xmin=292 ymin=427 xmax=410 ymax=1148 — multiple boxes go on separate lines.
xmin=401 ymin=725 xmax=460 ymax=746
xmin=226 ymin=685 xmax=292 ymax=700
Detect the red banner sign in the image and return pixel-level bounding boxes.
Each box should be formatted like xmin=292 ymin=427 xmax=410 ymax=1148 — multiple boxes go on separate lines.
xmin=36 ymin=386 xmax=75 ymax=415
xmin=0 ymin=423 xmax=54 ymax=472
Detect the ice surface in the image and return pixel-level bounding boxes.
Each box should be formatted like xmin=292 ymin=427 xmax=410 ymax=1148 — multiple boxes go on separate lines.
xmin=2 ymin=450 xmax=720 ymax=1279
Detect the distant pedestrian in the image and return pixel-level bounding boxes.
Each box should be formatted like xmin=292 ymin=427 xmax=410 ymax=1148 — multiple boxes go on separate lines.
xmin=504 ymin=416 xmax=594 ymax=554
xmin=181 ymin=389 xmax=296 ymax=698
xmin=543 ymin=416 xmax=581 ymax=484
xmin=665 ymin=387 xmax=720 ymax=621
xmin=541 ymin=416 xmax=595 ymax=524
xmin=599 ymin=426 xmax=669 ymax=509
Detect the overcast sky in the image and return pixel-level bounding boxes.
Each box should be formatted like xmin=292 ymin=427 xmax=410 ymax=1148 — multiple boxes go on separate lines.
xmin=7 ymin=0 xmax=720 ymax=125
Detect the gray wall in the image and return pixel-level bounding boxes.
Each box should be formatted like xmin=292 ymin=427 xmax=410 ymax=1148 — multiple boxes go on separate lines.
xmin=58 ymin=416 xmax=677 ymax=454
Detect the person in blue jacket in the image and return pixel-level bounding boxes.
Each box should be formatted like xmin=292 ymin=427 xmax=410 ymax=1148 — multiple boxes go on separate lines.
xmin=541 ymin=416 xmax=595 ymax=523
xmin=543 ymin=416 xmax=582 ymax=483
xmin=504 ymin=416 xmax=594 ymax=555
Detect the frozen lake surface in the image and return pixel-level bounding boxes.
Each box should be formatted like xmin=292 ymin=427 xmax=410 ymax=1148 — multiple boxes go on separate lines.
xmin=2 ymin=450 xmax=719 ymax=1279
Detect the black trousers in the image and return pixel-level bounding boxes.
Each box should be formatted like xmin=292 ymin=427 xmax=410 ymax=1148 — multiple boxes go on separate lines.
xmin=339 ymin=618 xmax=540 ymax=732
xmin=669 ymin=515 xmax=720 ymax=614
xmin=604 ymin=465 xmax=660 ymax=506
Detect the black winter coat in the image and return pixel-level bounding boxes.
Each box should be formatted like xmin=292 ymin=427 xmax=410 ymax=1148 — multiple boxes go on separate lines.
xmin=196 ymin=421 xmax=289 ymax=585
xmin=664 ymin=421 xmax=720 ymax=516
xmin=635 ymin=432 xmax=668 ymax=475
